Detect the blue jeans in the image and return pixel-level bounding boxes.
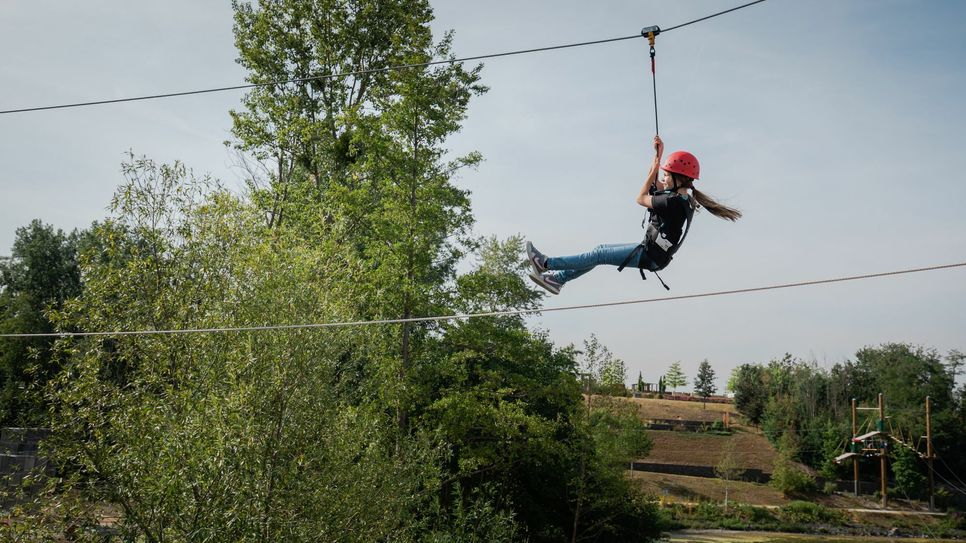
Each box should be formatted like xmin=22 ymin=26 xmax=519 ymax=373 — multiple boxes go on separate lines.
xmin=546 ymin=243 xmax=656 ymax=283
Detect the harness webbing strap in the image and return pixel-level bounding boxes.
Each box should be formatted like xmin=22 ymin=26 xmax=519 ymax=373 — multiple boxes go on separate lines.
xmin=647 ymin=32 xmax=659 ymax=135
xmin=618 ymin=193 xmax=694 ymax=290
xmin=617 ymin=243 xmax=645 ymax=274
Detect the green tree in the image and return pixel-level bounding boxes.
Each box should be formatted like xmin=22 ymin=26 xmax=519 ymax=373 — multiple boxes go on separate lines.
xmin=732 ymin=363 xmax=768 ymax=426
xmin=637 ymin=371 xmax=644 ymax=393
xmin=569 ymin=395 xmax=660 ymax=543
xmin=230 ymin=0 xmax=450 ymax=230
xmin=46 ymin=157 xmax=455 ymax=541
xmin=579 ymin=334 xmax=626 ymax=396
xmin=818 ymin=420 xmax=847 ymax=481
xmin=694 ymin=359 xmax=717 ymax=408
xmin=0 ymin=219 xmax=83 ymax=424
xmin=664 ymin=361 xmax=686 ymax=393
xmin=715 ymin=441 xmax=744 ymax=508
xmin=770 ymin=432 xmax=815 ymax=496
xmin=231 ymin=0 xmax=487 ymax=439
xmin=892 ymin=445 xmax=925 ymax=498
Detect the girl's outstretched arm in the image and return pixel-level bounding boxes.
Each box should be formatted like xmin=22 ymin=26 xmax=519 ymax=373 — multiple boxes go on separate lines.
xmin=636 ymin=135 xmax=663 ymax=208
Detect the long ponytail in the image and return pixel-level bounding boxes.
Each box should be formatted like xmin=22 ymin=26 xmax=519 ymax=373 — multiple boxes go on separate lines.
xmin=671 ymin=173 xmax=742 ymax=222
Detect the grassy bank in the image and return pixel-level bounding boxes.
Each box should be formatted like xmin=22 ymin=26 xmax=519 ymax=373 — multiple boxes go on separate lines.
xmin=659 ymin=501 xmax=966 ymax=539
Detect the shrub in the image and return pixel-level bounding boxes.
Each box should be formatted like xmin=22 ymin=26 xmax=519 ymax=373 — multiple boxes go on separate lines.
xmin=770 ymin=456 xmax=816 ymax=495
xmin=735 ymin=503 xmax=776 ymax=524
xmin=778 ymin=501 xmax=845 ymax=525
xmin=694 ymin=501 xmax=726 ymax=522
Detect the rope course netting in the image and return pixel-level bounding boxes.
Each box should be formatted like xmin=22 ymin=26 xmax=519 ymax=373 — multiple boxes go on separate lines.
xmin=0 ymin=0 xmax=767 ymax=115
xmin=2 ymin=262 xmax=963 ymax=338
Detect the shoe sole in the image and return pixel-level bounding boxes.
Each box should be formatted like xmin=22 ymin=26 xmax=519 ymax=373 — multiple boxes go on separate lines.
xmin=528 ymin=272 xmax=561 ymax=295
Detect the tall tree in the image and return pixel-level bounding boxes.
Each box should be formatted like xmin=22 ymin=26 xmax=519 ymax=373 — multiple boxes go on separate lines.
xmin=664 ymin=361 xmax=686 ymax=393
xmin=230 ymin=0 xmax=485 ymax=437
xmin=230 ymin=0 xmax=440 ymax=230
xmin=579 ymin=335 xmax=626 ymax=396
xmin=732 ymin=363 xmax=768 ymax=426
xmin=0 ymin=219 xmax=83 ymax=424
xmin=694 ymin=359 xmax=717 ymax=408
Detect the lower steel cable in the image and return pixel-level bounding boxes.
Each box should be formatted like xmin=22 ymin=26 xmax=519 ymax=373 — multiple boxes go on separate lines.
xmin=2 ymin=260 xmax=964 ymax=338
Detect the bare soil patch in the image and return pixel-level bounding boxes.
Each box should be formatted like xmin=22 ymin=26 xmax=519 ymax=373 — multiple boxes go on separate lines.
xmin=625 ymin=396 xmax=736 ymax=423
xmin=642 ymin=429 xmax=778 ymax=473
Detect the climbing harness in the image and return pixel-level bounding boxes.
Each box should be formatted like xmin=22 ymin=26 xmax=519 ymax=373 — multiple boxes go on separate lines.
xmin=617 ymin=189 xmax=695 ymax=290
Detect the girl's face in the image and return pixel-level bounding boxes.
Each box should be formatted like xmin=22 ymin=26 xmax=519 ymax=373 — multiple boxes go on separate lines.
xmin=658 ymin=170 xmax=674 ymax=190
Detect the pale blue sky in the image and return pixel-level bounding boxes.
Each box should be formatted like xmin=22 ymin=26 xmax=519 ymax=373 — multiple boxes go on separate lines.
xmin=3 ymin=1 xmax=965 ymax=390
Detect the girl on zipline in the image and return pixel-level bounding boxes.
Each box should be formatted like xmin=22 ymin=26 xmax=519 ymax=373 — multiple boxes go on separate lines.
xmin=526 ymin=135 xmax=741 ymax=294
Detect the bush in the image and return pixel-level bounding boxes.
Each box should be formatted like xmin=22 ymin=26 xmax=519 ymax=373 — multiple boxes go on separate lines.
xmin=694 ymin=501 xmax=726 ymax=522
xmin=777 ymin=501 xmax=845 ymax=525
xmin=663 ymin=502 xmax=779 ymax=531
xmin=735 ymin=504 xmax=776 ymax=524
xmin=770 ymin=456 xmax=816 ymax=495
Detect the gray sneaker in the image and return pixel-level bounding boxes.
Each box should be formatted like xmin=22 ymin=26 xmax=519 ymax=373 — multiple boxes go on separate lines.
xmin=528 ymin=271 xmax=563 ymax=295
xmin=525 ymin=241 xmax=548 ymax=274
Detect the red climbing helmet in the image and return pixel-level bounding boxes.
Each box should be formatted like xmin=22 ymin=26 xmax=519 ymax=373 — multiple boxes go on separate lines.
xmin=662 ymin=151 xmax=700 ymax=180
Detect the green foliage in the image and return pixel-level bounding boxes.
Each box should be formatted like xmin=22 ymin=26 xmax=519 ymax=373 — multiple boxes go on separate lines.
xmin=770 ymin=456 xmax=816 ymax=496
xmin=665 ymin=502 xmax=777 ymax=531
xmin=714 ymin=441 xmax=744 ymax=507
xmin=731 ymin=363 xmax=767 ymax=425
xmin=734 ymin=346 xmax=966 ymax=487
xmin=777 ymin=501 xmax=845 ymax=525
xmin=422 ymin=485 xmax=519 ymax=543
xmin=769 ymin=431 xmax=815 ymax=495
xmin=0 ymin=219 xmax=83 ymax=425
xmin=46 ymin=158 xmax=453 ymax=541
xmin=818 ymin=420 xmax=847 ymax=480
xmin=32 ymin=154 xmax=662 ymax=540
xmin=664 ymin=361 xmax=686 ymax=392
xmin=693 ymin=359 xmax=716 ymax=406
xmin=891 ymin=445 xmax=926 ymax=498
xmin=0 ymin=473 xmax=102 ymax=542
xmin=578 ymin=334 xmax=627 ymax=396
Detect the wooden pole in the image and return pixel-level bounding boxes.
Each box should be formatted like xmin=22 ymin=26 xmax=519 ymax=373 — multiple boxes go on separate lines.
xmin=879 ymin=392 xmax=887 ymax=508
xmin=852 ymin=398 xmax=859 ymax=497
xmin=926 ymin=396 xmax=935 ymax=512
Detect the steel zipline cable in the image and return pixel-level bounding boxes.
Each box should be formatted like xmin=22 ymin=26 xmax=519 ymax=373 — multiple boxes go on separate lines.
xmin=0 ymin=0 xmax=769 ymax=116
xmin=1 ymin=261 xmax=963 ymax=338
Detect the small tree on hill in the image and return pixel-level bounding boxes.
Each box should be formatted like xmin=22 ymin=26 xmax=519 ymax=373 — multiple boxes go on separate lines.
xmin=694 ymin=359 xmax=717 ymax=408
xmin=637 ymin=371 xmax=644 ymax=393
xmin=715 ymin=441 xmax=744 ymax=508
xmin=664 ymin=362 xmax=686 ymax=393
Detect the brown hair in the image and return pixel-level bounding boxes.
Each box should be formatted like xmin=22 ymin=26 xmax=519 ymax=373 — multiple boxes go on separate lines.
xmin=671 ymin=173 xmax=742 ymax=222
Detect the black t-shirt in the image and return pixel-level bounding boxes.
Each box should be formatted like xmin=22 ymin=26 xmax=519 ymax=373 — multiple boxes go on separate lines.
xmin=648 ymin=192 xmax=691 ymax=245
